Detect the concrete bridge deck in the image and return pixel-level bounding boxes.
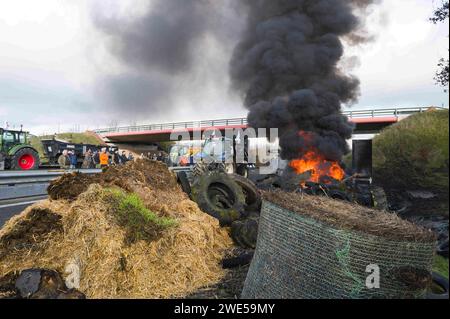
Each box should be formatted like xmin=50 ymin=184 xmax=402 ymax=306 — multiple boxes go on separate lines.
xmin=95 ymin=107 xmax=443 ymax=144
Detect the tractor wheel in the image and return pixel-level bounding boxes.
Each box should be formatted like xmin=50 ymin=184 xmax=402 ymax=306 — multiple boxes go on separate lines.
xmin=235 ymin=164 xmax=249 ymax=178
xmin=177 ymin=171 xmax=192 ymax=196
xmin=10 ymin=148 xmax=40 ymax=171
xmin=230 ymin=174 xmax=262 ymax=212
xmin=192 ymin=161 xmax=209 ymax=180
xmin=191 ymin=172 xmax=246 ymax=227
xmin=371 ymin=186 xmax=389 ymax=211
xmin=192 ymin=162 xmax=226 ymax=181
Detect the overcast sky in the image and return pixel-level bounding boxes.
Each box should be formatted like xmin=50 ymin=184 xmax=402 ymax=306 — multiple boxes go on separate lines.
xmin=0 ymin=0 xmax=448 ymax=135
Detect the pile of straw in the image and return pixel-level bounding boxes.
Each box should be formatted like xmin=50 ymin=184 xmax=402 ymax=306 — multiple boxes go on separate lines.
xmin=0 ymin=161 xmax=233 ymax=299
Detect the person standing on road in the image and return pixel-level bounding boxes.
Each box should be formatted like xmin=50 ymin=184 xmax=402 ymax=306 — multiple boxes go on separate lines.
xmin=58 ymin=150 xmax=70 ymax=169
xmin=69 ymin=151 xmax=78 ymax=169
xmin=99 ymin=148 xmax=109 ymax=168
xmin=82 ymin=149 xmax=95 ymax=169
xmin=120 ymin=151 xmax=128 ymax=164
xmin=93 ymin=151 xmax=100 ymax=168
xmin=113 ymin=150 xmax=121 ymax=165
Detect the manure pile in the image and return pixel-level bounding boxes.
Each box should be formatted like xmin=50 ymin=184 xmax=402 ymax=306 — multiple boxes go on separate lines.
xmin=0 ymin=160 xmax=232 ymax=299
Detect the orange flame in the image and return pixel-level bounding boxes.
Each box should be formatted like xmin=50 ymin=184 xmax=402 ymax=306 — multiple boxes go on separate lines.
xmin=289 ymin=131 xmax=345 ymax=184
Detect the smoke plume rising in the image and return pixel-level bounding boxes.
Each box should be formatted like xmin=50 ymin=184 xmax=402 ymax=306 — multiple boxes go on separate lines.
xmin=230 ymin=0 xmax=378 ymax=162
xmin=93 ymin=0 xmax=242 ymax=118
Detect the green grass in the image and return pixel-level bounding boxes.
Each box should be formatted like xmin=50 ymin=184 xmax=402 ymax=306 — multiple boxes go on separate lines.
xmin=372 ymin=110 xmax=449 ymax=190
xmin=106 ymin=188 xmax=177 ymax=243
xmin=433 ymin=255 xmax=449 ymax=280
xmin=39 ymin=133 xmax=103 ymax=145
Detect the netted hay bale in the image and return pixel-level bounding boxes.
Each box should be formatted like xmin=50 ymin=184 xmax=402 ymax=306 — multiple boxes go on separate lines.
xmin=0 ymin=184 xmax=232 ymax=298
xmin=242 ymin=193 xmax=437 ymax=299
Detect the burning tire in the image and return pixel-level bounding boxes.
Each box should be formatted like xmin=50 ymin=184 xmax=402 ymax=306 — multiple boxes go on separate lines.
xmin=191 ymin=172 xmax=245 ymax=226
xmin=10 ymin=148 xmax=40 ymax=171
xmin=230 ymin=174 xmax=262 ymax=212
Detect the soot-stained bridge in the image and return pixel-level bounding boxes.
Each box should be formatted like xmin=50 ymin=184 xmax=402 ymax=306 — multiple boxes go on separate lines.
xmin=95 ymin=107 xmax=442 ymax=144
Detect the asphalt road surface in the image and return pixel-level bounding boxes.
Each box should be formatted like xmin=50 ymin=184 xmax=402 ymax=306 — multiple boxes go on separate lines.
xmin=0 ymin=201 xmax=40 ymax=228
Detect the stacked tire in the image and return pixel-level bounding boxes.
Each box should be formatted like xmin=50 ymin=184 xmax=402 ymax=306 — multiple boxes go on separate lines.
xmin=183 ymin=168 xmax=262 ymax=249
xmin=190 ymin=172 xmax=246 ymax=227
xmin=231 ymin=217 xmax=259 ymax=249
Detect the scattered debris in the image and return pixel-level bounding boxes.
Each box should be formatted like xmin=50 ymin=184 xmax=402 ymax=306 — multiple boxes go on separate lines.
xmin=222 ymin=251 xmax=254 ymax=270
xmin=186 ymin=248 xmax=252 ymax=299
xmin=408 ymin=215 xmax=449 ymax=258
xmin=407 ymin=190 xmax=438 ymax=200
xmin=231 ymin=218 xmax=259 ymax=249
xmin=0 ymin=269 xmax=85 ymax=299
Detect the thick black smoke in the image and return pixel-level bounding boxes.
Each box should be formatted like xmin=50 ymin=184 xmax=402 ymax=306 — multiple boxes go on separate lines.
xmin=230 ymin=0 xmax=377 ymax=162
xmin=93 ymin=0 xmax=242 ymax=117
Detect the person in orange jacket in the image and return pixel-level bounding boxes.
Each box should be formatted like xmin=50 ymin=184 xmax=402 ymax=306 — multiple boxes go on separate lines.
xmin=99 ymin=148 xmax=109 ymax=168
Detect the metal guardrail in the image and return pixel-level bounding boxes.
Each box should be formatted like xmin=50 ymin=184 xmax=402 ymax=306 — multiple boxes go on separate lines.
xmin=94 ymin=107 xmax=446 ymax=135
xmin=0 ymin=169 xmax=102 ymax=203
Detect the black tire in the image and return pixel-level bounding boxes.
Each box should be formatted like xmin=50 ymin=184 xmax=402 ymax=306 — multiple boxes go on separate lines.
xmin=327 ymin=189 xmax=351 ymax=202
xmin=231 ymin=220 xmax=246 ymax=247
xmin=231 ymin=217 xmax=259 ymax=249
xmin=177 ymin=171 xmax=192 ymax=196
xmin=10 ymin=148 xmax=40 ymax=171
xmin=191 ymin=172 xmax=245 ymax=226
xmin=222 ymin=251 xmax=254 ymax=269
xmin=427 ymin=272 xmax=449 ymax=299
xmin=371 ymin=186 xmax=389 ymax=210
xmin=192 ymin=161 xmax=209 ymax=180
xmin=236 ymin=164 xmax=249 ymax=178
xmin=192 ymin=162 xmax=226 ymax=181
xmin=230 ymin=174 xmax=262 ymax=212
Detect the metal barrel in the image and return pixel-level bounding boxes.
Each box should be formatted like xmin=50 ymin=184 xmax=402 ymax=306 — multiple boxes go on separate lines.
xmin=352 ymin=140 xmax=373 ymax=178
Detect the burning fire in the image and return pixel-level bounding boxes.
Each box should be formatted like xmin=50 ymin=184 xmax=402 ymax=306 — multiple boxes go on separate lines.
xmin=289 ymin=132 xmax=345 ymax=184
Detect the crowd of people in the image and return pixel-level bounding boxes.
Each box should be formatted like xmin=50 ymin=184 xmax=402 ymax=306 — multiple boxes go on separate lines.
xmin=57 ymin=149 xmax=166 ymax=169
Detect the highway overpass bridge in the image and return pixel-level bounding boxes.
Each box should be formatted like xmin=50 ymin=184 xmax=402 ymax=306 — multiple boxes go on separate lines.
xmin=95 ymin=107 xmax=442 ymax=144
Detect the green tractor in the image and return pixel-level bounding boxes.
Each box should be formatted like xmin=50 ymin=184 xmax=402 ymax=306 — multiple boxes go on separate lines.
xmin=0 ymin=127 xmax=40 ymax=171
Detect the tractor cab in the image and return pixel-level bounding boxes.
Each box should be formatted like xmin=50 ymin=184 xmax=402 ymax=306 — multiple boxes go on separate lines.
xmin=0 ymin=128 xmax=28 ymax=152
xmin=193 ymin=137 xmax=235 ymax=164
xmin=0 ymin=128 xmax=40 ymax=170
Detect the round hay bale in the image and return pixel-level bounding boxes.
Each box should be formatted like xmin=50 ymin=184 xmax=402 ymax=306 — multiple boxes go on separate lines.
xmin=242 ymin=195 xmax=437 ymax=299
